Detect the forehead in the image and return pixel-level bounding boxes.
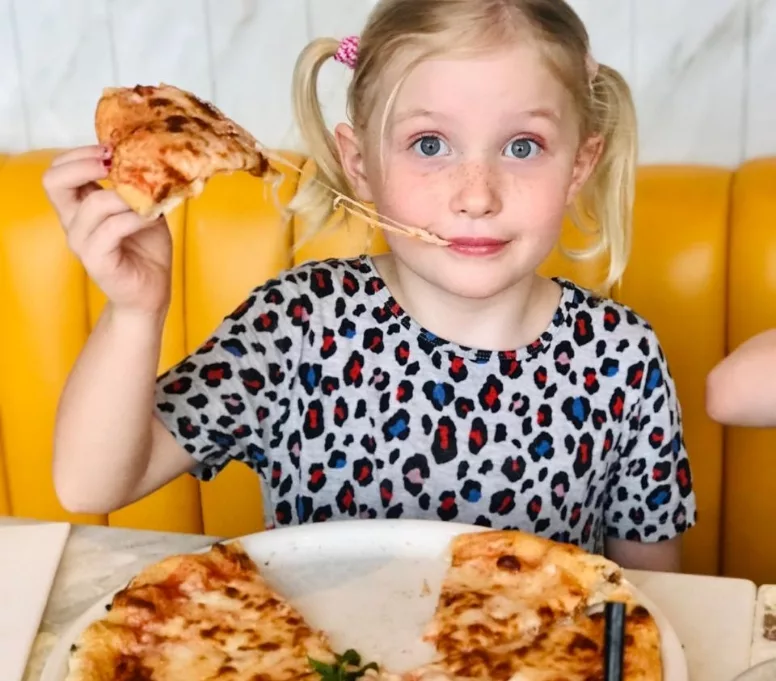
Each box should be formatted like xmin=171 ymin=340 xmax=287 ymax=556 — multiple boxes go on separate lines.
xmin=384 ymin=44 xmax=572 ymax=124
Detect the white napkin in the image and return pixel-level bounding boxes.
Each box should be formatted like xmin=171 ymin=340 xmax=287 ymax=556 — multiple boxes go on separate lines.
xmin=0 ymin=522 xmax=71 ymax=681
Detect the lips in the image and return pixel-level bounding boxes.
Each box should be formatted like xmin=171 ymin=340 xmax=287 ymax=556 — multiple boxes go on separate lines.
xmin=447 ymin=237 xmax=509 ymax=256
xmin=449 ymin=237 xmax=507 ymax=247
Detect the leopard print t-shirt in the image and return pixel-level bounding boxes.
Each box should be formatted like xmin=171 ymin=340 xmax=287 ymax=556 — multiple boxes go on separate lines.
xmin=154 ymin=256 xmax=696 ymax=553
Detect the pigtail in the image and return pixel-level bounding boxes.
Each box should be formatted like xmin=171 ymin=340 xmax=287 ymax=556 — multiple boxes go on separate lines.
xmin=289 ymin=38 xmax=361 ymax=240
xmin=569 ymin=64 xmax=638 ymax=292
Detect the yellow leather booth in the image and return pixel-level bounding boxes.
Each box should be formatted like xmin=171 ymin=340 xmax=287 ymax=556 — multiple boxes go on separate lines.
xmin=1 ymin=149 xmax=774 ymax=583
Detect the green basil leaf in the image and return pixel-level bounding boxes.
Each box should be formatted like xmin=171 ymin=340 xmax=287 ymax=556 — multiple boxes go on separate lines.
xmin=308 ymin=657 xmax=336 ymax=680
xmin=339 ymin=649 xmax=362 ymax=666
xmin=309 ymin=651 xmax=379 ymax=681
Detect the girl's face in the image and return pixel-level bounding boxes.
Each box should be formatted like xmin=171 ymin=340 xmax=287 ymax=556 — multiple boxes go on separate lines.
xmin=337 ymin=43 xmax=601 ymax=300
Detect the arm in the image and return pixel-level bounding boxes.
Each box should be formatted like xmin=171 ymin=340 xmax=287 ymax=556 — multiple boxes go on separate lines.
xmin=605 ymin=536 xmax=682 ymax=572
xmin=53 ymin=305 xmax=194 ymax=514
xmin=43 ymin=148 xmax=194 ymax=514
xmin=706 ymin=329 xmax=776 ymax=426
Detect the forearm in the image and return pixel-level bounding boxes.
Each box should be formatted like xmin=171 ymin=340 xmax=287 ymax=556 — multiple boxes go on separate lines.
xmin=605 ymin=536 xmax=682 ymax=572
xmin=53 ymin=303 xmax=167 ymax=512
xmin=706 ymin=329 xmax=776 ymax=426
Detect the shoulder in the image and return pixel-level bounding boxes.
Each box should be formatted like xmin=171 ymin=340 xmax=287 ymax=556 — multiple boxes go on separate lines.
xmin=557 ymin=279 xmax=678 ymax=405
xmin=557 ymin=278 xmax=664 ymax=356
xmin=257 ymin=257 xmax=375 ymax=299
xmin=236 ymin=257 xmax=379 ymax=334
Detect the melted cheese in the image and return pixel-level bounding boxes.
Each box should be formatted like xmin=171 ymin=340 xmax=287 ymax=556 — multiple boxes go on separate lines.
xmin=422 ymin=530 xmax=661 ymax=681
xmin=66 ymin=541 xmax=337 ymax=681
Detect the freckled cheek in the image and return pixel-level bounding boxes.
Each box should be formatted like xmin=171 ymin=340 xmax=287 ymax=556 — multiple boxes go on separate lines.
xmin=501 ymin=172 xmax=570 ymax=224
xmin=373 ymin=162 xmax=447 ymax=225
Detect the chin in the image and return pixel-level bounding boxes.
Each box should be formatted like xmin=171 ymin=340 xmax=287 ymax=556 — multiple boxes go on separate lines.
xmin=421 ymin=263 xmax=526 ymax=300
xmin=386 ymin=238 xmax=547 ymax=300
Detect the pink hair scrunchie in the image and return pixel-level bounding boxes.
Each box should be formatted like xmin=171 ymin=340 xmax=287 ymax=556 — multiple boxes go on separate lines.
xmin=334 ymin=35 xmax=360 ymax=69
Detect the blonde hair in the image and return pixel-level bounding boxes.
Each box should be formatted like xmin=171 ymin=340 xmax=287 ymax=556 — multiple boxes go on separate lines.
xmin=289 ymin=0 xmax=638 ymax=290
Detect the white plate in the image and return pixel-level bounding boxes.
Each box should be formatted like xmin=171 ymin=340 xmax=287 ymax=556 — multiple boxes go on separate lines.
xmin=42 ymin=519 xmax=688 ymax=680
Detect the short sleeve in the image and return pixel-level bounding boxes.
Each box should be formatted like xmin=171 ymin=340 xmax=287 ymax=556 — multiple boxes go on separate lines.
xmin=154 ymin=276 xmax=303 ymax=482
xmin=604 ymin=333 xmax=697 ymax=543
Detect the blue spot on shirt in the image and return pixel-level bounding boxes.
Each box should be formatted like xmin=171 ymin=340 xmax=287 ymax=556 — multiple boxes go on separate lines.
xmin=388 ymin=419 xmax=408 ymax=438
xmin=572 ymin=398 xmax=585 ymax=422
xmin=535 ymin=439 xmax=551 ymax=457
xmin=466 ymin=488 xmax=482 ymax=503
xmin=647 ymin=367 xmax=662 ymax=391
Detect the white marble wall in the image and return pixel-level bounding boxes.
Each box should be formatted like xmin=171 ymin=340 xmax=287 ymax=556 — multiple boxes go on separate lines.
xmin=0 ymin=0 xmax=773 ymax=166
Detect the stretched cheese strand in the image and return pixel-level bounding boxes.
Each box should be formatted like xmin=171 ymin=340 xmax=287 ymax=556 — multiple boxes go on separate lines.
xmin=260 ymin=147 xmax=450 ymax=247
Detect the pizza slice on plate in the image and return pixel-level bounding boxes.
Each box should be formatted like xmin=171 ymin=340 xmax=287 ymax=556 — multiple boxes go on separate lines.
xmin=65 ymin=541 xmax=337 ymax=681
xmin=406 ymin=602 xmax=661 ymax=681
xmin=413 ymin=530 xmax=662 ymax=681
xmin=424 ymin=530 xmax=630 ymax=653
xmin=95 ymin=84 xmax=278 ymax=219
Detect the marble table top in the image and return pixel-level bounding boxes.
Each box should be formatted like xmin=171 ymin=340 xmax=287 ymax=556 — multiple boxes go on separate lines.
xmin=8 ymin=518 xmax=216 ymax=681
xmin=1 ymin=517 xmax=764 ymax=681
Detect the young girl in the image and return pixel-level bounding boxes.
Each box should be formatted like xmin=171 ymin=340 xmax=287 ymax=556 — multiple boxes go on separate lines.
xmin=43 ymin=0 xmax=695 ymax=571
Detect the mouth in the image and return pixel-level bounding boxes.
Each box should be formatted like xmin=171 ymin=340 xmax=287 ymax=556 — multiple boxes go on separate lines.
xmin=447 ymin=237 xmax=510 ymax=256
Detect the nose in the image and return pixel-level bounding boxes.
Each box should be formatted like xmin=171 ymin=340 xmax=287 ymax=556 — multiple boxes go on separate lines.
xmin=449 ymin=162 xmax=503 ymax=219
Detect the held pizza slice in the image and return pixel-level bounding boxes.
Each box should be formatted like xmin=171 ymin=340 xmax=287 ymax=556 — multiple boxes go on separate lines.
xmin=65 ymin=541 xmax=337 ymax=681
xmin=94 ymin=84 xmax=277 ymax=219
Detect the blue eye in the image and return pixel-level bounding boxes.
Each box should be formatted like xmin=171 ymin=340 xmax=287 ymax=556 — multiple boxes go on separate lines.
xmin=505 ymin=138 xmax=541 ymax=160
xmin=412 ymin=135 xmax=449 ymax=157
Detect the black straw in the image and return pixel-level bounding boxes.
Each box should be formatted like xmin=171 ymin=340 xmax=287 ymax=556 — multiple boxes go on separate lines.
xmin=604 ymin=601 xmax=626 ymax=681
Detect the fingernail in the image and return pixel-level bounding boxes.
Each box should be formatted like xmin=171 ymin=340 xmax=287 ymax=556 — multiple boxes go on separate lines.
xmin=102 ymin=158 xmax=112 ymax=169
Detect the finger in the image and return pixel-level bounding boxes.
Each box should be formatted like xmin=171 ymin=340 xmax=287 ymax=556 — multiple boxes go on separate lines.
xmin=50 ymin=145 xmax=109 ymax=168
xmin=42 ymin=158 xmax=110 ymax=222
xmin=68 ymin=190 xmax=135 ymax=252
xmin=43 ymin=157 xmax=109 ymax=196
xmin=81 ymin=212 xmax=164 ymax=271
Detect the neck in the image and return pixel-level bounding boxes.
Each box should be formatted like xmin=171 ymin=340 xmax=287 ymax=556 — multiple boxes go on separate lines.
xmin=372 ymin=254 xmax=560 ymax=352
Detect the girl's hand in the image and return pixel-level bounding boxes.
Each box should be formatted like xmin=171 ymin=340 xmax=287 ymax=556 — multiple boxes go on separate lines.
xmin=43 ymin=145 xmax=173 ymax=316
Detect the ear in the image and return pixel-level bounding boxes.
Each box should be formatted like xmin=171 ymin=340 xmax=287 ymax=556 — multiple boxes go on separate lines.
xmin=566 ymin=134 xmax=604 ymax=205
xmin=334 ymin=123 xmax=373 ymax=203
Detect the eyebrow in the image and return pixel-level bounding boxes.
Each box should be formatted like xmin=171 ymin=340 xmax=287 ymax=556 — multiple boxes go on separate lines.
xmin=392 ymin=107 xmax=561 ymax=126
xmin=392 ymin=108 xmax=446 ymax=125
xmin=522 ymin=107 xmax=561 ymax=123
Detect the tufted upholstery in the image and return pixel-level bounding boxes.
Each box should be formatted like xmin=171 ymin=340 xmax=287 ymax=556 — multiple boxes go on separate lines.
xmin=1 ymin=149 xmax=775 ymax=581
